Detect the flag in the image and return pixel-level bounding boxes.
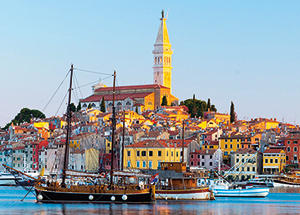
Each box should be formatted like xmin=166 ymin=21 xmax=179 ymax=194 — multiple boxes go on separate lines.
xmin=150 ymin=173 xmax=159 ymax=185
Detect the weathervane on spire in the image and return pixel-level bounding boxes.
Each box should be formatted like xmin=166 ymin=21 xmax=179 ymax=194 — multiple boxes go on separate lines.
xmin=161 ymin=9 xmax=164 ymax=18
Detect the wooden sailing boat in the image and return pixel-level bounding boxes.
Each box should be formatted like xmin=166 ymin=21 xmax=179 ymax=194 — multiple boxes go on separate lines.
xmin=33 ymin=65 xmax=155 ymax=203
xmin=155 ymin=120 xmax=214 ymax=200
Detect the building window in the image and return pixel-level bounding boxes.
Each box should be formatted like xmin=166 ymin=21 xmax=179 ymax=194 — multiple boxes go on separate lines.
xmin=287 ymin=147 xmax=290 ymax=152
xmin=275 ymin=159 xmax=278 ymax=163
xmin=210 ymin=155 xmax=213 ymax=159
xmin=171 ymin=151 xmax=173 ymax=157
xmin=137 ymin=151 xmax=140 ymax=156
xmin=237 ymin=144 xmax=240 ymax=148
xmin=142 ymin=151 xmax=146 ymax=156
xmin=191 ymin=161 xmax=194 ymax=166
xmin=230 ymin=144 xmax=232 ymax=149
xmin=198 ymin=155 xmax=200 ymax=159
xmin=158 ymin=151 xmax=161 ymax=156
xmin=149 ymin=151 xmax=153 ymax=157
xmin=252 ymin=167 xmax=255 ymax=172
xmin=209 ymin=162 xmax=212 ymax=166
xmin=127 ymin=161 xmax=131 ymax=167
xmin=191 ymin=154 xmax=194 ymax=159
xmin=225 ymin=139 xmax=228 ymax=142
xmin=202 ymin=155 xmax=204 ymax=159
xmin=265 ymin=159 xmax=268 ymax=163
xmin=202 ymin=162 xmax=204 ymax=166
xmin=230 ymin=139 xmax=233 ymax=142
xmin=166 ymin=151 xmax=168 ymax=157
xmin=247 ymin=167 xmax=250 ymax=172
xmin=225 ymin=144 xmax=228 ymax=149
xmin=143 ymin=161 xmax=146 ymax=168
xmin=197 ymin=162 xmax=200 ymax=166
xmin=127 ymin=151 xmax=131 ymax=157
xmin=237 ymin=139 xmax=240 ymax=142
xmin=287 ymin=140 xmax=290 ymax=144
xmin=236 ymin=158 xmax=239 ymax=163
xmin=149 ymin=161 xmax=152 ymax=168
xmin=294 ymin=141 xmax=298 ymax=144
xmin=270 ymin=159 xmax=273 ymax=163
xmin=294 ymin=147 xmax=298 ymax=152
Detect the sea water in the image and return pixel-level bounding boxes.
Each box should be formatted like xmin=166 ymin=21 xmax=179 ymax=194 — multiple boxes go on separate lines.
xmin=0 ymin=186 xmax=299 ymax=215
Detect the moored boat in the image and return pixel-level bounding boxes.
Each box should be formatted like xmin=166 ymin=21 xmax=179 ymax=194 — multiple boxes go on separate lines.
xmin=155 ymin=162 xmax=214 ymax=201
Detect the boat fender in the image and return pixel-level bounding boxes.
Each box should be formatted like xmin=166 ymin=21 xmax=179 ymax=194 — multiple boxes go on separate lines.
xmin=122 ymin=195 xmax=127 ymax=201
xmin=175 ymin=196 xmax=178 ymax=200
xmin=37 ymin=194 xmax=43 ymax=200
xmin=89 ymin=195 xmax=94 ymax=201
xmin=111 ymin=196 xmax=116 ymax=201
xmin=165 ymin=196 xmax=167 ymax=200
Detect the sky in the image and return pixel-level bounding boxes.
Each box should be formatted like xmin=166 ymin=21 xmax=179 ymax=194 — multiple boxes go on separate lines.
xmin=1 ymin=1 xmax=300 ymax=127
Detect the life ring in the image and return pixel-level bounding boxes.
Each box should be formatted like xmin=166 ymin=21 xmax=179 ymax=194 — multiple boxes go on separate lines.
xmin=100 ymin=172 xmax=106 ymax=177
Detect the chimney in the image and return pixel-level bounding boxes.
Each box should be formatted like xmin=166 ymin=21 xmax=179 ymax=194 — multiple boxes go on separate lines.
xmin=274 ymin=118 xmax=277 ymax=121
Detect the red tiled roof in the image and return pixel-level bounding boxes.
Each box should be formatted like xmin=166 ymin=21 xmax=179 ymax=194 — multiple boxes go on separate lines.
xmin=95 ymin=84 xmax=168 ymax=92
xmin=81 ymin=92 xmax=153 ymax=102
xmin=264 ymin=149 xmax=283 ymax=154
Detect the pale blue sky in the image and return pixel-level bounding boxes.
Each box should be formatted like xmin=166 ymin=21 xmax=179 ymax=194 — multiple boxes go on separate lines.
xmin=1 ymin=1 xmax=300 ymax=127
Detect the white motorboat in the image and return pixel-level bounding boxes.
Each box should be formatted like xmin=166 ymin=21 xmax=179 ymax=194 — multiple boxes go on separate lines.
xmin=247 ymin=177 xmax=274 ymax=188
xmin=211 ymin=180 xmax=269 ymax=197
xmin=0 ymin=171 xmax=17 ymax=185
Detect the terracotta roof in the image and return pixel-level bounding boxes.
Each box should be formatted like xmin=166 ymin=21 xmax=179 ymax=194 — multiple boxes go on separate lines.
xmin=264 ymin=149 xmax=284 ymax=154
xmin=126 ymin=139 xmax=193 ymax=148
xmin=191 ymin=149 xmax=217 ymax=155
xmin=232 ymin=148 xmax=256 ymax=154
xmin=81 ymin=92 xmax=153 ymax=102
xmin=95 ymin=84 xmax=168 ymax=92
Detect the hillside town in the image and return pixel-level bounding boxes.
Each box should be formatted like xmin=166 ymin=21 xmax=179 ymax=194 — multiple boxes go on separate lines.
xmin=0 ymin=105 xmax=297 ymax=181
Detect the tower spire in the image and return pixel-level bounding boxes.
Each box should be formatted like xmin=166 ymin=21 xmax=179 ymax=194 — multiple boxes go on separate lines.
xmin=153 ymin=10 xmax=173 ymax=91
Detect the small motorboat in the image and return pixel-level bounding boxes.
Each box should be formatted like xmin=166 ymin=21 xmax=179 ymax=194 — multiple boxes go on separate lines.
xmin=211 ymin=180 xmax=269 ymax=197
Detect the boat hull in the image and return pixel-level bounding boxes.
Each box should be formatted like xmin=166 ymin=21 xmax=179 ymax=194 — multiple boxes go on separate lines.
xmin=0 ymin=178 xmax=16 ymax=186
xmin=213 ymin=188 xmax=269 ymax=197
xmin=156 ymin=188 xmax=212 ymax=200
xmin=35 ymin=187 xmax=153 ymax=204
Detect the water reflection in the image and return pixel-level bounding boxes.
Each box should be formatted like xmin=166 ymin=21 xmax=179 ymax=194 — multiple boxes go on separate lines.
xmin=1 ymin=186 xmax=300 ymax=215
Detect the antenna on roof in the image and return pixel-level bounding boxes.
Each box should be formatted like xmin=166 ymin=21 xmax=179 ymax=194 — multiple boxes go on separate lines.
xmin=166 ymin=10 xmax=169 ymax=19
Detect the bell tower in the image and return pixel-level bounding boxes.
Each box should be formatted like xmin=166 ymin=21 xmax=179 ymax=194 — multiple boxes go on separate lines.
xmin=153 ymin=10 xmax=173 ymax=91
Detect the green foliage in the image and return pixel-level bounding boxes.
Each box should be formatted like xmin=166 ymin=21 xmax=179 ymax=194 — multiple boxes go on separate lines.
xmin=230 ymin=101 xmax=235 ymax=123
xmin=183 ymin=97 xmax=217 ymax=118
xmin=88 ymin=103 xmax=92 ymax=109
xmin=2 ymin=107 xmax=46 ymax=130
xmin=77 ymin=103 xmax=81 ymax=112
xmin=70 ymin=103 xmax=76 ymax=112
xmin=100 ymin=96 xmax=106 ymax=112
xmin=179 ymin=101 xmax=184 ymax=106
xmin=161 ymin=95 xmax=168 ymax=106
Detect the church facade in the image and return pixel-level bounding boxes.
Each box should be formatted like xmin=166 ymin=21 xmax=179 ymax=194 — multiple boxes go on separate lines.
xmin=81 ymin=11 xmax=178 ymax=112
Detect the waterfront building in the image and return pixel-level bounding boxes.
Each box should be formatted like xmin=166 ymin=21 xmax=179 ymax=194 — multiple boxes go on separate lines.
xmin=263 ymin=149 xmax=286 ymax=174
xmin=230 ymin=148 xmax=258 ymax=180
xmin=189 ymin=149 xmax=220 ymax=170
xmin=283 ymin=134 xmax=300 ymax=166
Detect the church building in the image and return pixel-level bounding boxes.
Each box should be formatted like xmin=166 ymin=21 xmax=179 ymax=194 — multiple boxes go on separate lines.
xmin=80 ymin=11 xmax=178 ymax=112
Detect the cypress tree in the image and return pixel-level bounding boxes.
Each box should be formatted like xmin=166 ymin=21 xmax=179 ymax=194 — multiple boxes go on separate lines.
xmin=88 ymin=103 xmax=92 ymax=109
xmin=207 ymin=98 xmax=211 ymax=111
xmin=161 ymin=95 xmax=168 ymax=106
xmin=191 ymin=94 xmax=196 ymax=118
xmin=230 ymin=101 xmax=235 ymax=123
xmin=100 ymin=96 xmax=106 ymax=112
xmin=77 ymin=103 xmax=81 ymax=112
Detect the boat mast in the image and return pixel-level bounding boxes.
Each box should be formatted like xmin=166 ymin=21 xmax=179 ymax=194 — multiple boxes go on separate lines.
xmin=110 ymin=70 xmax=116 ymax=186
xmin=121 ymin=109 xmax=125 ymax=171
xmin=62 ymin=64 xmax=73 ymax=187
xmin=182 ymin=120 xmax=185 ymax=163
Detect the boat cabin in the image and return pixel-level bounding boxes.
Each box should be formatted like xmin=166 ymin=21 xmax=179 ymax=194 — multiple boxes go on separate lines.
xmin=160 ymin=162 xmax=186 ymax=173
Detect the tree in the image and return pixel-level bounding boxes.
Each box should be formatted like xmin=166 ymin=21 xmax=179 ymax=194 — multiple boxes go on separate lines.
xmin=161 ymin=95 xmax=168 ymax=106
xmin=183 ymin=97 xmax=215 ymax=118
xmin=211 ymin=104 xmax=217 ymax=112
xmin=207 ymin=98 xmax=211 ymax=111
xmin=88 ymin=103 xmax=92 ymax=109
xmin=2 ymin=108 xmax=46 ymax=130
xmin=230 ymin=101 xmax=235 ymax=123
xmin=191 ymin=94 xmax=196 ymax=118
xmin=100 ymin=96 xmax=106 ymax=112
xmin=70 ymin=103 xmax=76 ymax=112
xmin=77 ymin=103 xmax=81 ymax=112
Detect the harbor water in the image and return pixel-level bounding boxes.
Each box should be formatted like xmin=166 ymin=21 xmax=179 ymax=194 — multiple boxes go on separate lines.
xmin=0 ymin=186 xmax=300 ymax=214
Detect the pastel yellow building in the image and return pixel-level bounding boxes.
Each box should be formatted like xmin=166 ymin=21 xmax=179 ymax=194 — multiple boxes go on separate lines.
xmin=85 ymin=148 xmax=99 ymax=172
xmin=124 ymin=140 xmax=181 ymax=170
xmin=263 ymin=149 xmax=286 ymax=174
xmin=219 ymin=134 xmax=252 ymax=164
